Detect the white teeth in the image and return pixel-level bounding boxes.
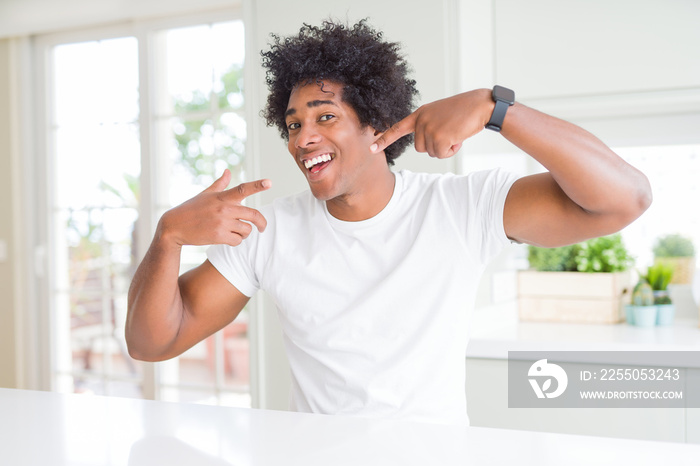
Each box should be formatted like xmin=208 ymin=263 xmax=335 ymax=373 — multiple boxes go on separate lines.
xmin=304 ymin=153 xmax=332 ymax=169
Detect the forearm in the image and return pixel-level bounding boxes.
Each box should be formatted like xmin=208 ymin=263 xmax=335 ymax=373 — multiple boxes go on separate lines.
xmin=500 ymin=102 xmax=652 ymax=221
xmin=126 ymin=226 xmax=185 ymax=361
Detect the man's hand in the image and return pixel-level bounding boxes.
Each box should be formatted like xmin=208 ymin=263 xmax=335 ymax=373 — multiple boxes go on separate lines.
xmin=158 ymin=169 xmax=271 ymax=248
xmin=370 ymin=89 xmax=494 ymax=158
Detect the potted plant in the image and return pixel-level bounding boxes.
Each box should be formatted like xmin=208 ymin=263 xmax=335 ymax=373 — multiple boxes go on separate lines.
xmin=643 ymin=263 xmax=675 ymax=325
xmin=626 ymin=279 xmax=657 ymax=327
xmin=518 ymin=234 xmax=634 ymax=324
xmin=653 ymin=234 xmax=695 ymax=285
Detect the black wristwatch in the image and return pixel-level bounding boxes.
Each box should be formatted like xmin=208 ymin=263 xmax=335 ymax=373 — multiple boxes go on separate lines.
xmin=485 ymin=85 xmax=515 ymax=132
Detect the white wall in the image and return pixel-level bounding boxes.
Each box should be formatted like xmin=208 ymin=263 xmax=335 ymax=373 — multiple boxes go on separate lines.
xmin=460 ymin=0 xmax=700 ymax=156
xmin=496 ymin=0 xmax=699 ymax=99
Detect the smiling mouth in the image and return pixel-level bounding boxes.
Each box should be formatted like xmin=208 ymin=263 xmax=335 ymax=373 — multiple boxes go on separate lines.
xmin=303 ymin=153 xmax=334 ymax=173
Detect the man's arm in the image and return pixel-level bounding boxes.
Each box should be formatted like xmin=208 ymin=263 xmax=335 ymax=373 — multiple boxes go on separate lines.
xmin=370 ymin=89 xmax=652 ymax=247
xmin=499 ymin=101 xmax=651 ymax=246
xmin=126 ymin=170 xmax=270 ymax=361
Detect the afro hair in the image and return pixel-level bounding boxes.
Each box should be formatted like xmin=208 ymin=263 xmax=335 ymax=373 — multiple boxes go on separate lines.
xmin=260 ymin=19 xmax=418 ymax=165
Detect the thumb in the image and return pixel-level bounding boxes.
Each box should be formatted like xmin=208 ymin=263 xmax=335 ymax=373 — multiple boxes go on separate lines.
xmin=203 ymin=169 xmax=232 ymax=193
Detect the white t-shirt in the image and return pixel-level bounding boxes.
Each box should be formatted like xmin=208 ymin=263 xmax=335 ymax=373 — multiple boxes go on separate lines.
xmin=207 ymin=169 xmax=517 ymax=425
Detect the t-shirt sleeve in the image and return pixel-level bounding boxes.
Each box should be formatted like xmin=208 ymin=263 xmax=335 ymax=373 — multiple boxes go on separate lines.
xmin=443 ymin=168 xmax=518 ymax=265
xmin=206 ymin=242 xmax=259 ymax=298
xmin=206 ymin=220 xmax=265 ymax=298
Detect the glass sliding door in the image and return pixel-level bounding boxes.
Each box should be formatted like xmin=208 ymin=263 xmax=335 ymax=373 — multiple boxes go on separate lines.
xmin=43 ymin=12 xmax=251 ymax=408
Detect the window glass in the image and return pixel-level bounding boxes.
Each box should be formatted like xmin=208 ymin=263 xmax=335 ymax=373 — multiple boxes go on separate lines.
xmin=51 ymin=37 xmax=142 ymax=397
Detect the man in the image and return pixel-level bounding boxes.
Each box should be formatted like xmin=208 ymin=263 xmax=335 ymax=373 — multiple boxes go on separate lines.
xmin=126 ymin=20 xmax=651 ymax=425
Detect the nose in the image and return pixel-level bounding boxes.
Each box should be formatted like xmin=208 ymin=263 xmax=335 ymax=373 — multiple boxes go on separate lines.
xmin=293 ymin=123 xmax=322 ymax=149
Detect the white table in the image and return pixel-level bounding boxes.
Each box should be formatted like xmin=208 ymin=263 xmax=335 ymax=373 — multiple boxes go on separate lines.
xmin=2 ymin=388 xmax=700 ymax=465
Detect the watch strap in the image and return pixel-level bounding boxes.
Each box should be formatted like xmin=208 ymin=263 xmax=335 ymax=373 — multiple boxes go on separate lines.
xmin=485 ymin=85 xmax=514 ymax=132
xmin=485 ymin=99 xmax=510 ymax=132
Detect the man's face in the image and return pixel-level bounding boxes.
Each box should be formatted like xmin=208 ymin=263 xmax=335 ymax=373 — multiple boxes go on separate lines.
xmin=285 ymin=80 xmax=381 ymax=202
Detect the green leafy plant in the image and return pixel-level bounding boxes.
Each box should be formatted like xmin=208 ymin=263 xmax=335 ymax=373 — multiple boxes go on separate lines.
xmin=527 ymin=234 xmax=633 ymax=273
xmin=643 ymin=263 xmax=673 ymax=291
xmin=575 ymin=234 xmax=634 ymax=273
xmin=527 ymin=243 xmax=580 ymax=272
xmin=653 ymin=234 xmax=695 ymax=258
xmin=654 ymin=294 xmax=672 ymax=305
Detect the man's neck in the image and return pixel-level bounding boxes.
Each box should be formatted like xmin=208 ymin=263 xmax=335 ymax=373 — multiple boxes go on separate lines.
xmin=326 ymin=168 xmax=396 ymax=222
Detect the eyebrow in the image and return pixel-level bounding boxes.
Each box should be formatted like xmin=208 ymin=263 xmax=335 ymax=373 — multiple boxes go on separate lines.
xmin=285 ymin=99 xmax=338 ymax=118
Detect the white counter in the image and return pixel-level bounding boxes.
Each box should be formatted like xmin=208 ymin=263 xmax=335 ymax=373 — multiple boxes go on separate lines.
xmin=467 ymin=313 xmax=700 ymax=365
xmin=2 ymin=388 xmax=700 ymax=465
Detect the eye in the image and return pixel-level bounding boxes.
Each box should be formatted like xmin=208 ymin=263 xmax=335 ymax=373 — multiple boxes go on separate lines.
xmin=287 ymin=122 xmax=300 ymax=131
xmin=319 ymin=114 xmax=335 ymax=122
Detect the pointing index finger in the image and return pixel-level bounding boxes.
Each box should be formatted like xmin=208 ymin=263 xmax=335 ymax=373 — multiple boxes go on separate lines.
xmin=370 ymin=112 xmax=417 ymax=154
xmin=227 ymin=178 xmax=272 ymax=202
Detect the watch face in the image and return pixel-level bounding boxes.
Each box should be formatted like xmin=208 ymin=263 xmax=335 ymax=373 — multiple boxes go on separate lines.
xmin=492 ymin=85 xmax=515 ymax=105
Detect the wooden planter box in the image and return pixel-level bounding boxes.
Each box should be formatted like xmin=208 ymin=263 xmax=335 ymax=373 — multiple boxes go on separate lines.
xmin=517 ymin=270 xmax=633 ymax=324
